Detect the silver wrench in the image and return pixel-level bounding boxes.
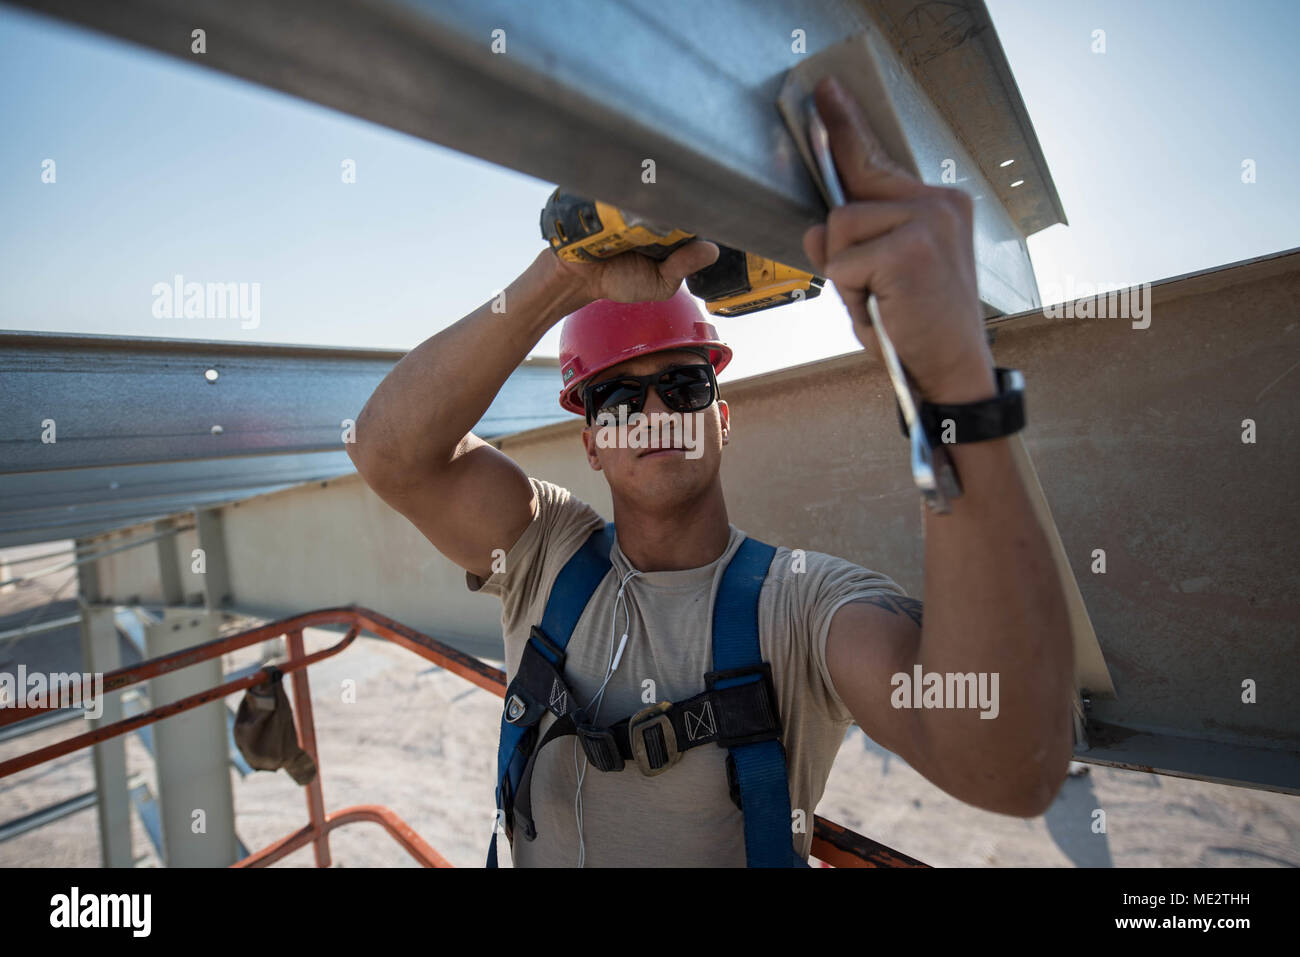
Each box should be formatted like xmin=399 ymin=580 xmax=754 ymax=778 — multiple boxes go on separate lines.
xmin=805 ymin=98 xmax=962 ymax=514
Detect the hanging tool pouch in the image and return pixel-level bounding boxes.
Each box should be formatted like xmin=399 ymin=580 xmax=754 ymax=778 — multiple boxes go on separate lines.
xmin=233 ymin=665 xmax=318 ymax=786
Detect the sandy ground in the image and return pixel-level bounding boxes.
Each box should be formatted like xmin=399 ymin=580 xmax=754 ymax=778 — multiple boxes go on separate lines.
xmin=2 ymin=584 xmax=1297 ymax=868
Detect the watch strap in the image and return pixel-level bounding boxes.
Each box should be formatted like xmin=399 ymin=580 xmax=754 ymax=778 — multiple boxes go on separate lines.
xmin=896 ymin=367 xmax=1026 ymax=445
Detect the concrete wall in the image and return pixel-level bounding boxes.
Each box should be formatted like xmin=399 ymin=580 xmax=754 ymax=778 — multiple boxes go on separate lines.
xmin=97 ymin=527 xmax=163 ymax=605
xmin=220 ymin=476 xmax=498 ymax=652
xmin=94 ymin=525 xmax=205 ymax=606
xmin=176 ymin=527 xmax=204 ymax=603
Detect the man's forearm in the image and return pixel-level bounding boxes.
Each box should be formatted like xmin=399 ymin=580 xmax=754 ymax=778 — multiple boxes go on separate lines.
xmin=798 ymin=77 xmax=1074 ymax=815
xmin=914 ymin=421 xmax=1075 ymax=815
xmin=351 ymin=250 xmax=589 ymax=483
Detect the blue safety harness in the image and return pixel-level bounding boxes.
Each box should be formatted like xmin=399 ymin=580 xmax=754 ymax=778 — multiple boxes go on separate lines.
xmin=487 ymin=521 xmax=802 ymax=867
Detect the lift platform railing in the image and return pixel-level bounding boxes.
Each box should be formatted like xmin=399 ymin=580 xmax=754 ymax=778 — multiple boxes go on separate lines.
xmin=0 ymin=605 xmax=927 ymax=868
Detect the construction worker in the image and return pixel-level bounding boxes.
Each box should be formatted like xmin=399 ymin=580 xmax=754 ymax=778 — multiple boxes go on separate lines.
xmin=348 ymin=77 xmax=1074 ymax=866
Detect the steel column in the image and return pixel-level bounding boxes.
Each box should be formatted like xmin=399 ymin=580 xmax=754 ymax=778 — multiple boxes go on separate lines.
xmin=144 ymin=609 xmax=238 ymax=866
xmin=74 ymin=536 xmax=101 ymax=603
xmin=193 ymin=507 xmax=232 ymax=610
xmin=153 ymin=520 xmax=184 ymax=606
xmin=78 ymin=604 xmax=133 ymax=867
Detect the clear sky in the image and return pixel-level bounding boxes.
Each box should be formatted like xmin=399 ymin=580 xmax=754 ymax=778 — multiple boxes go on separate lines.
xmin=1 ymin=0 xmax=1296 ymax=384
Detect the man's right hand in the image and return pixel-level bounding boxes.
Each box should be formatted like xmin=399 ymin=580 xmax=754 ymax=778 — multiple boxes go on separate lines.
xmin=349 ymin=241 xmax=719 ymax=583
xmin=348 ymin=239 xmax=720 ymax=584
xmin=550 ymin=240 xmax=720 ymax=304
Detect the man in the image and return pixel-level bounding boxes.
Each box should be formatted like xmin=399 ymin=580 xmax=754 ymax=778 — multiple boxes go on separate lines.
xmin=348 ymin=78 xmax=1074 ymax=866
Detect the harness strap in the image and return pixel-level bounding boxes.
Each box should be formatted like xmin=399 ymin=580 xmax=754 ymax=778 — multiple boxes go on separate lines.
xmin=487 ymin=522 xmax=615 ymax=868
xmin=507 ymin=650 xmax=782 ymax=839
xmin=511 ymin=711 xmax=577 ymax=840
xmin=711 ymin=535 xmax=797 ymax=867
xmin=488 ymin=526 xmax=796 ymax=868
xmin=602 ymin=665 xmax=782 ymax=762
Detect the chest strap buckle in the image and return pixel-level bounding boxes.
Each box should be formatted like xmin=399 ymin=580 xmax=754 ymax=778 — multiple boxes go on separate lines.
xmin=628 ymin=701 xmax=681 ymax=776
xmin=576 ymin=712 xmax=625 ymax=772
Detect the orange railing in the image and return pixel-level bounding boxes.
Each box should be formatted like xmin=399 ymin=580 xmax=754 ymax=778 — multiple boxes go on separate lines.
xmin=0 ymin=606 xmax=927 ymax=868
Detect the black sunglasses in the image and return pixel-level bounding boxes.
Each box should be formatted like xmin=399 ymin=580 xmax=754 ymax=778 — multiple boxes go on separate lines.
xmin=583 ymin=363 xmax=718 ymax=425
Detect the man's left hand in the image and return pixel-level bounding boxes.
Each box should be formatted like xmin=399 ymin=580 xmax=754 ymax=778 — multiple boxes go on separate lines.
xmin=801 ymin=76 xmax=997 ymax=404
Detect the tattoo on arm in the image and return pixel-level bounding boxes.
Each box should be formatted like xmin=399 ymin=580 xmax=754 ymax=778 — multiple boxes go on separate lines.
xmin=855 ymin=593 xmax=923 ymax=628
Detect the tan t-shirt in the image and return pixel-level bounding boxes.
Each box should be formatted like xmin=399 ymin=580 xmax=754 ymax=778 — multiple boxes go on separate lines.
xmin=468 ymin=477 xmax=906 ymax=867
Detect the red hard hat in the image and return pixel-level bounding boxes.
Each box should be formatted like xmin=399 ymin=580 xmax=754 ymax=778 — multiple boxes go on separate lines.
xmin=557 ymin=289 xmax=732 ymax=415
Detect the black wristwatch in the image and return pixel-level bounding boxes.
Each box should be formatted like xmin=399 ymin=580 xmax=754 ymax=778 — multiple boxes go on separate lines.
xmin=896 ymin=367 xmax=1026 ymax=445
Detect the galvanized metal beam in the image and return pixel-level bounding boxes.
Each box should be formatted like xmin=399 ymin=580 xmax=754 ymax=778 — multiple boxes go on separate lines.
xmin=0 ymin=486 xmax=282 ymax=542
xmin=11 ymin=0 xmax=1060 ymax=315
xmin=1077 ymin=724 xmax=1300 ymax=797
xmin=0 ymin=332 xmax=565 ymax=475
xmin=0 ymin=703 xmax=81 ymax=744
xmin=0 ymin=453 xmax=354 ymax=514
xmin=10 ymin=526 xmax=189 ymax=591
xmin=864 ymin=0 xmax=1066 ymax=234
xmin=0 ymin=333 xmax=567 ymax=545
xmin=0 ymin=332 xmax=403 ymax=474
xmin=0 ymin=613 xmax=82 ymax=643
xmin=0 ymin=789 xmax=98 ymax=843
xmin=2 ymin=333 xmax=343 ymax=473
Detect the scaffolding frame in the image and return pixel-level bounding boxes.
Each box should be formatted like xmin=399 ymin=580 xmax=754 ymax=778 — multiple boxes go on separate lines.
xmin=0 ymin=605 xmax=929 ymax=868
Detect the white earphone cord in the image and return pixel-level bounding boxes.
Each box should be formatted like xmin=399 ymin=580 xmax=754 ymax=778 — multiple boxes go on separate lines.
xmin=574 ymin=567 xmax=639 ymax=867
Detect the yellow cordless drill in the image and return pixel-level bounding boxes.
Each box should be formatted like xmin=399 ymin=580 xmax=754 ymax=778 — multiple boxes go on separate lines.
xmin=540 ymin=189 xmax=824 ymax=316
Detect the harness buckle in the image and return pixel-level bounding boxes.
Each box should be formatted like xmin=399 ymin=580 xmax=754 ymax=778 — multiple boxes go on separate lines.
xmin=504 ymin=694 xmax=527 ymax=724
xmin=628 ymin=701 xmax=680 ymax=776
xmin=576 ymin=714 xmax=625 ymax=772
